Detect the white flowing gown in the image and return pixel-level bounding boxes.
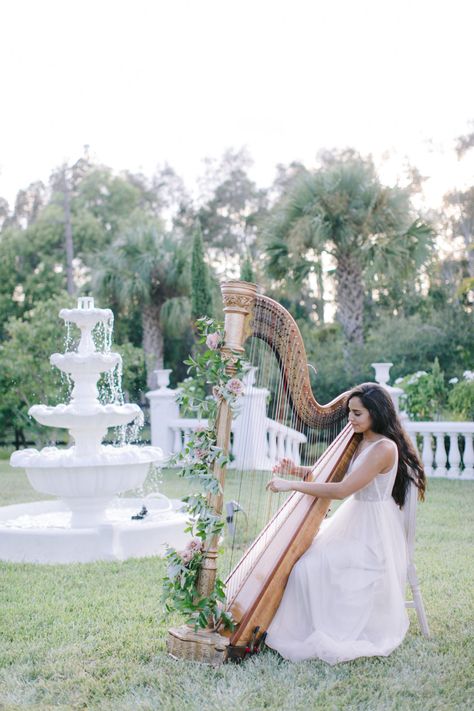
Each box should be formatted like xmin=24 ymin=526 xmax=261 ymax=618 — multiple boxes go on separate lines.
xmin=266 ymin=438 xmax=409 ymax=664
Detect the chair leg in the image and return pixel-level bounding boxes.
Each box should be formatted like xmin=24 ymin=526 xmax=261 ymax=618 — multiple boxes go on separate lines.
xmin=407 ymin=563 xmax=430 ymax=638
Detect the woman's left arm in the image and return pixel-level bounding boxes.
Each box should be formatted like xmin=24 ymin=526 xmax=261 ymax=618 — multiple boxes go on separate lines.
xmin=266 ymin=442 xmax=396 ymax=500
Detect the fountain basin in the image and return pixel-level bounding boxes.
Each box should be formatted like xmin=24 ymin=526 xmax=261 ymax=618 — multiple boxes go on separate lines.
xmin=0 ymin=497 xmax=190 ymax=563
xmin=10 ymin=444 xmax=164 ymax=527
xmin=51 ymin=351 xmax=121 ymax=376
xmin=29 ymin=403 xmax=142 ymax=430
xmin=59 ymin=304 xmax=113 ymax=327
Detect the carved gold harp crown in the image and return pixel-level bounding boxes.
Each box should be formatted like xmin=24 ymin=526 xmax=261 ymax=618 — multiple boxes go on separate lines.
xmin=167 ymin=281 xmax=360 ymax=664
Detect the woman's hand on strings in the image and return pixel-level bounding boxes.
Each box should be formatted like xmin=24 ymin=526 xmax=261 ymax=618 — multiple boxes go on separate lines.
xmin=272 ymin=458 xmax=298 ymax=476
xmin=272 ymin=458 xmax=312 ymax=479
xmin=266 ymin=477 xmax=292 ymax=493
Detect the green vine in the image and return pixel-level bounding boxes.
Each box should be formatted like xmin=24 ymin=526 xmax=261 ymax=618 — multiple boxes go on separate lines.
xmin=161 ymin=317 xmax=248 ymax=631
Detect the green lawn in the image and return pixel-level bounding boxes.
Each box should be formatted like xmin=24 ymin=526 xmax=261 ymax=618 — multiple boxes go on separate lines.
xmin=0 ymin=461 xmax=473 ymax=710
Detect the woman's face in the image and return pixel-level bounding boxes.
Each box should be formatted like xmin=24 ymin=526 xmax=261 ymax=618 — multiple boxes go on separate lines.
xmin=348 ymin=396 xmax=373 ymax=434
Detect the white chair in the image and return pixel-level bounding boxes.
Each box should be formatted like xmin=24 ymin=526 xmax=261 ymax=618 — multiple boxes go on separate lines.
xmin=403 ymin=481 xmax=430 ymax=637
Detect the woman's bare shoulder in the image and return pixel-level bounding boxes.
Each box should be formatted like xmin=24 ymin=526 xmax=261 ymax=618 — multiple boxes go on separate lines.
xmin=373 ymin=439 xmax=397 ymax=470
xmin=377 ymin=438 xmax=397 ymax=451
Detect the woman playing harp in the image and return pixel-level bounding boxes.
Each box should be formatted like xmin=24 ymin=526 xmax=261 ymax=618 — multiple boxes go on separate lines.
xmin=167 ymin=281 xmax=424 ymax=665
xmin=265 ymin=383 xmax=426 ymax=664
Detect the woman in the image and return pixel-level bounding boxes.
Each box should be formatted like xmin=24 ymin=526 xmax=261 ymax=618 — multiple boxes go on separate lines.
xmin=265 ymin=382 xmax=425 ymax=664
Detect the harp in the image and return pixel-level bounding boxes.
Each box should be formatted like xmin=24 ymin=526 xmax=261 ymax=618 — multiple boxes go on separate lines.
xmin=167 ymin=281 xmax=360 ymax=664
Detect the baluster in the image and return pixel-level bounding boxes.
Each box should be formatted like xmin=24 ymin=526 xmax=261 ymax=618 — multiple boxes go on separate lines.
xmin=268 ymin=427 xmax=277 ymax=465
xmin=172 ymin=427 xmax=182 ymax=455
xmin=462 ymin=434 xmax=474 ymax=479
xmin=433 ymin=432 xmax=447 ymax=477
xmin=292 ymin=439 xmax=301 ymax=466
xmin=183 ymin=428 xmax=191 ymax=449
xmin=265 ymin=419 xmax=273 ymax=462
xmin=448 ymin=433 xmax=461 ymax=478
xmin=421 ymin=433 xmax=433 ymax=477
xmin=229 ymin=429 xmax=235 ymax=458
xmin=277 ymin=429 xmax=286 ymax=461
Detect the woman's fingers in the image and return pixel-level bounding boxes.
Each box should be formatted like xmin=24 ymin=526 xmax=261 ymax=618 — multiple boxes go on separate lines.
xmin=272 ymin=458 xmax=295 ymax=474
xmin=267 ymin=477 xmax=289 ymax=493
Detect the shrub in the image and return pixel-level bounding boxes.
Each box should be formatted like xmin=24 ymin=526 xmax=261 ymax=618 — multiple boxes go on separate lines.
xmin=448 ymin=372 xmax=474 ymax=420
xmin=396 ymin=358 xmax=447 ymax=421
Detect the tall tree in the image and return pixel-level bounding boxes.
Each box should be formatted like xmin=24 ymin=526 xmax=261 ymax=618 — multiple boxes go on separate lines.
xmin=440 ymin=187 xmax=474 ymax=302
xmin=0 ymin=196 xmax=9 ymax=231
xmin=264 ymin=151 xmax=433 ymax=344
xmin=456 ymin=128 xmax=474 ymax=159
xmin=92 ymin=218 xmax=190 ymax=388
xmin=191 ymin=221 xmax=212 ymax=320
xmin=9 ymin=181 xmax=46 ymax=229
xmin=197 ymin=148 xmax=268 ymax=273
xmin=240 ymin=255 xmax=255 ymax=283
xmin=443 ymin=128 xmax=474 ymax=300
xmin=49 ymin=156 xmax=94 ymax=296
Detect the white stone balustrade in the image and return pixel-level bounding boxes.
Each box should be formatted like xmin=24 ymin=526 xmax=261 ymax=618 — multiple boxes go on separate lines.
xmin=405 ymin=422 xmax=474 ymax=480
xmin=164 ymin=417 xmax=474 ymax=478
xmin=148 ymin=368 xmax=473 ymax=479
xmin=151 ymin=367 xmax=308 ymax=470
xmin=266 ymin=419 xmax=306 ymax=467
xmin=167 ymin=417 xmax=306 ymax=470
xmin=169 ymin=418 xmax=209 ymax=456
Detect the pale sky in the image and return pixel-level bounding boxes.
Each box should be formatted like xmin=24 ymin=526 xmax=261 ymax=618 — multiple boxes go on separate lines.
xmin=1 ymin=0 xmax=473 ymax=210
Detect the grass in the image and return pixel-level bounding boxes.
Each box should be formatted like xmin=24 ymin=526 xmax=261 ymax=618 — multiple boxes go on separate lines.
xmin=0 ymin=461 xmax=473 ymax=710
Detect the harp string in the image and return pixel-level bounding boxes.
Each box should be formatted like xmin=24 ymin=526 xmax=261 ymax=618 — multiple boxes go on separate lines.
xmin=223 ymin=422 xmax=351 ymax=607
xmin=220 ymin=295 xmax=348 ymax=591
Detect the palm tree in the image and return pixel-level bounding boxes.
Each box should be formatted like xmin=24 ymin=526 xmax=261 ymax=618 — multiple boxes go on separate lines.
xmin=264 ymin=152 xmax=433 ymax=344
xmin=93 ymin=218 xmax=189 ymax=388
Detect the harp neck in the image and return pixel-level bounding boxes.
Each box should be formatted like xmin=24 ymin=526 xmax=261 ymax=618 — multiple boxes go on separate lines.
xmin=220 ymin=281 xmax=349 ymax=429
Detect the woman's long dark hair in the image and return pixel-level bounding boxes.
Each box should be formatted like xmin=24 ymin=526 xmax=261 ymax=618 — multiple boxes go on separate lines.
xmin=346 ymin=383 xmax=426 ymax=508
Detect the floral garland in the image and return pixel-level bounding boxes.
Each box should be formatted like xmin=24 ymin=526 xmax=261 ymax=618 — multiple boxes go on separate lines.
xmin=161 ymin=317 xmax=248 ymax=631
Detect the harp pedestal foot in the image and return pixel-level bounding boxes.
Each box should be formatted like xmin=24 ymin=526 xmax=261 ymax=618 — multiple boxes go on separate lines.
xmin=167 ymin=625 xmax=229 ymax=666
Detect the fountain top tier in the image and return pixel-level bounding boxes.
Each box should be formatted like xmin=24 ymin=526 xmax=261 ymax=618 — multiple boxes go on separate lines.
xmin=48 ymin=296 xmax=124 ymax=411
xmin=59 ymin=296 xmax=113 ymax=356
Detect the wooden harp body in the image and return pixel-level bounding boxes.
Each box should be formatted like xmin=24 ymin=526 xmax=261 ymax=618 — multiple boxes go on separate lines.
xmin=167 ymin=281 xmax=360 ymax=664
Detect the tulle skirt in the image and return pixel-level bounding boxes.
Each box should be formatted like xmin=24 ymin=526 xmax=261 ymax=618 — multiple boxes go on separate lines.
xmin=265 ymin=496 xmax=409 ymax=664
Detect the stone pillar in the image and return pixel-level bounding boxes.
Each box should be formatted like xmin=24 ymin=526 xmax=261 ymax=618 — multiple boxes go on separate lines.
xmin=371 ymin=362 xmax=406 ymax=417
xmin=232 ymin=368 xmax=270 ymax=470
xmin=146 ymin=369 xmax=179 ymax=457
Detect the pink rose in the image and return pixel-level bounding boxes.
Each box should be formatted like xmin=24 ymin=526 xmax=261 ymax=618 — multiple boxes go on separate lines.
xmin=206 ymin=332 xmax=222 ymax=350
xmin=187 ymin=537 xmax=204 ymax=553
xmin=226 ymin=378 xmax=244 ymax=396
xmin=194 ymin=448 xmax=207 ymax=460
xmin=181 ymin=549 xmax=193 ymax=564
xmin=180 ymin=537 xmax=204 ymax=564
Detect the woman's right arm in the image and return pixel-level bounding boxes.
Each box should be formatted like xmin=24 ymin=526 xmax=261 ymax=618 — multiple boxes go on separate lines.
xmin=267 ymin=442 xmax=396 ymax=499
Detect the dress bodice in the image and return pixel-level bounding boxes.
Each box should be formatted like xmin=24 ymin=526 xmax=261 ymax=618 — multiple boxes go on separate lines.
xmin=348 ymin=438 xmax=398 ymax=502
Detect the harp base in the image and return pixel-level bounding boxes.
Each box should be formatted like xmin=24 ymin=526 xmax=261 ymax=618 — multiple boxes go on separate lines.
xmin=167 ymin=625 xmax=229 ymax=666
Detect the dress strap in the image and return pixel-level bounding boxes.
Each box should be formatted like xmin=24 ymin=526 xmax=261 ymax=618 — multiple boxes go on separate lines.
xmin=350 ymin=437 xmax=397 ymax=468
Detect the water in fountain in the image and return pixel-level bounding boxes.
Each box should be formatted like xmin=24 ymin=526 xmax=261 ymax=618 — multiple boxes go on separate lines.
xmin=1 ymin=297 xmax=189 ymax=563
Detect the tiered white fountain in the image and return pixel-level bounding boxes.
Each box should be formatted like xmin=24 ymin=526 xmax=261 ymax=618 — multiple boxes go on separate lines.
xmin=1 ymin=297 xmax=189 ymax=564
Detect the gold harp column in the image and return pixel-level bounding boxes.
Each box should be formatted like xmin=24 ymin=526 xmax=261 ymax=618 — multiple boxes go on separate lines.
xmin=196 ymin=280 xmax=257 ymax=600
xmin=167 ymin=280 xmax=257 ymax=665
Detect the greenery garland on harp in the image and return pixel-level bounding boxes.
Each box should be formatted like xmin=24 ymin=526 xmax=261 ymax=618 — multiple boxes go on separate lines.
xmin=161 ymin=317 xmax=249 ymax=631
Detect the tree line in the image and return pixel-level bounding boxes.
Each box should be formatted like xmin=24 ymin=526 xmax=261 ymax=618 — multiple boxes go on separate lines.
xmin=0 ymin=138 xmax=472 ymax=446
